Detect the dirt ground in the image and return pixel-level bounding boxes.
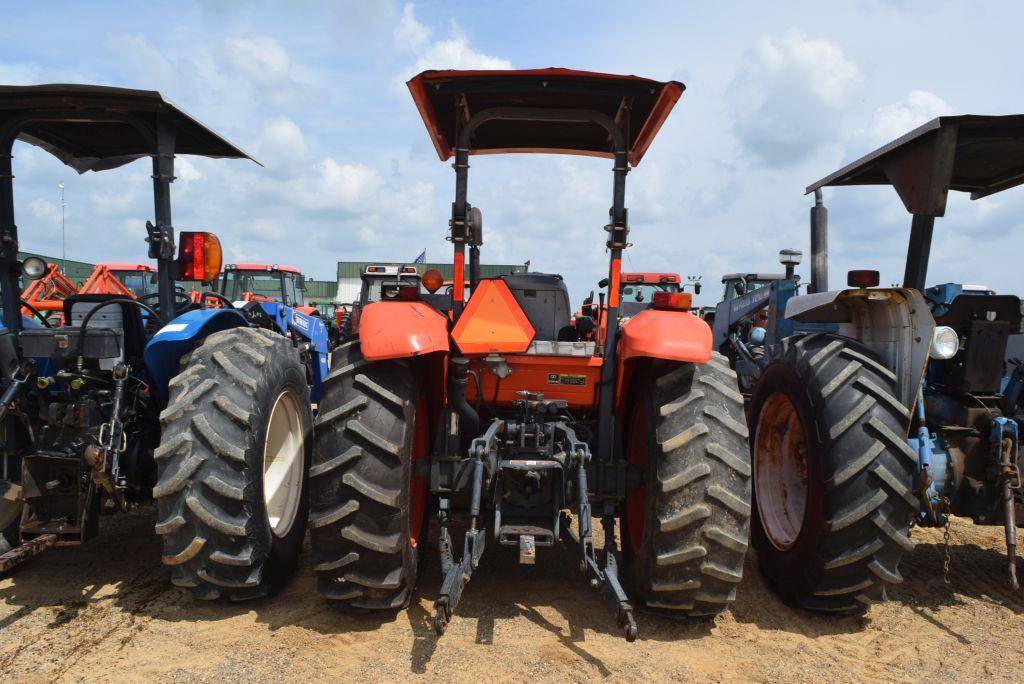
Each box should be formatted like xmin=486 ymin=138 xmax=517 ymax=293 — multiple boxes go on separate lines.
xmin=0 ymin=511 xmax=1022 ymax=683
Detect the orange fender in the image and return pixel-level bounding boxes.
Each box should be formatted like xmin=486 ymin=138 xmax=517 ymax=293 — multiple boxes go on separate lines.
xmin=618 ymin=308 xmax=712 ymax=364
xmin=295 ymin=305 xmax=319 ymax=317
xmin=615 ymin=309 xmax=712 ymax=416
xmin=359 ymin=301 xmax=450 ymax=361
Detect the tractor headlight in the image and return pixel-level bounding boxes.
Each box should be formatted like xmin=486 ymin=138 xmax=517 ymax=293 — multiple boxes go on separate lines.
xmin=930 ymin=325 xmax=959 ymax=360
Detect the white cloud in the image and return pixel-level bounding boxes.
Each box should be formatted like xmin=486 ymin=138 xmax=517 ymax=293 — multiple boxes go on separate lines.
xmin=176 ymin=158 xmax=204 ymax=184
xmin=255 ymin=117 xmax=309 ymax=169
xmin=395 ymin=3 xmax=511 ymax=85
xmin=870 ymin=90 xmax=953 ymax=142
xmin=394 ymin=3 xmax=430 ymax=51
xmin=730 ymin=28 xmax=863 ymax=166
xmin=88 ymin=189 xmax=137 ymax=217
xmin=752 ymin=30 xmax=862 ymax=107
xmin=0 ymin=62 xmax=50 ymax=84
xmin=29 ymin=198 xmax=62 ymax=225
xmin=104 ymin=32 xmax=319 ymax=115
xmin=222 ymin=36 xmax=291 ymax=83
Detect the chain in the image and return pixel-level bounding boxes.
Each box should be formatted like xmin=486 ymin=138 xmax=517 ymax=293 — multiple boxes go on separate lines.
xmin=941 ymin=500 xmax=953 ymax=584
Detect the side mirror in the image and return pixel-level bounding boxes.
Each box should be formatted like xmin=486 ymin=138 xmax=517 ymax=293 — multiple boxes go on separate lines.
xmin=468 ymin=206 xmax=483 ymax=246
xmin=296 ymin=274 xmax=307 ymax=290
xmin=176 ymin=231 xmax=223 ymax=283
xmin=694 ymin=282 xmax=702 ymax=295
xmin=598 ymin=278 xmax=609 ymax=289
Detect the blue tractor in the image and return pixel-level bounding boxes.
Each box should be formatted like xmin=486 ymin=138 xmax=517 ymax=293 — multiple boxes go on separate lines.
xmin=0 ymin=85 xmax=319 ymax=600
xmin=714 ymin=114 xmax=1024 ymax=609
xmin=213 ymin=262 xmax=329 ymax=402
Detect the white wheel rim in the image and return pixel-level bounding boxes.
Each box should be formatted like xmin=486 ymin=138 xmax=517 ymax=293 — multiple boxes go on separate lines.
xmin=263 ymin=390 xmax=304 ymax=538
xmin=755 ymin=392 xmax=808 ymax=551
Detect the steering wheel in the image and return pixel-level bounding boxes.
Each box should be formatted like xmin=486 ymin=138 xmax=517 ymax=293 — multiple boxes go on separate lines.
xmin=138 ymin=291 xmax=193 ymax=317
xmin=197 ymin=292 xmax=236 ymax=309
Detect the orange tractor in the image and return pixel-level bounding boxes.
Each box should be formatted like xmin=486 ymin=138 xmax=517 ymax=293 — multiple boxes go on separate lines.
xmin=20 ymin=261 xmax=158 ymax=324
xmin=310 ymin=69 xmax=751 ymax=640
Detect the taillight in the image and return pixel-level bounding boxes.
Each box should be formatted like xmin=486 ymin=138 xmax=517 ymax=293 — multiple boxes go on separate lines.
xmin=847 ymin=269 xmax=880 ymax=288
xmin=176 ymin=231 xmax=223 ymax=283
xmin=652 ymin=291 xmax=692 ymax=311
xmin=397 ymin=284 xmax=420 ymax=301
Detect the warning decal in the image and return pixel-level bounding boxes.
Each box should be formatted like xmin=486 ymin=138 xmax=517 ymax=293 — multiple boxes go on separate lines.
xmin=547 ymin=373 xmax=587 ymax=386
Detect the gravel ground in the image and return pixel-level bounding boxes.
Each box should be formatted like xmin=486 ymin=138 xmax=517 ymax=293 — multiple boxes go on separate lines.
xmin=0 ymin=510 xmax=1022 ymax=682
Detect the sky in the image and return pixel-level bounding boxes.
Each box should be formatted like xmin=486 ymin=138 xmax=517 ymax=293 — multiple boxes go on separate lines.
xmin=2 ymin=0 xmax=1023 ymax=304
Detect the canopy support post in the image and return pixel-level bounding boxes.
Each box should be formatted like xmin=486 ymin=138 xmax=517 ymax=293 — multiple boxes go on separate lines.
xmin=902 ymin=214 xmax=934 ymax=292
xmin=0 ymin=133 xmax=19 ymax=335
xmin=151 ymin=118 xmax=177 ymax=319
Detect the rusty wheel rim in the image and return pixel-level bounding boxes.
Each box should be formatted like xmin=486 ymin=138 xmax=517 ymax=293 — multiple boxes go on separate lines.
xmin=755 ymin=392 xmax=808 ymax=551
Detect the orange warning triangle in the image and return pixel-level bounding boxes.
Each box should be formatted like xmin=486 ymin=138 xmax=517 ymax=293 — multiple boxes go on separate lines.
xmin=452 ymin=279 xmax=535 ymax=354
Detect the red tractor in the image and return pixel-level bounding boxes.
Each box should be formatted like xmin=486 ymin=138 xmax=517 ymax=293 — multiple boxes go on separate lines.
xmin=216 ymin=263 xmax=316 ymax=314
xmin=310 ymin=69 xmax=751 ymax=640
xmin=617 ymin=272 xmax=702 ymax=319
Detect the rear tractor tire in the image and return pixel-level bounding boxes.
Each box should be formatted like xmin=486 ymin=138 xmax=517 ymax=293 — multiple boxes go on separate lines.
xmin=309 ymin=340 xmax=429 ymax=610
xmin=155 ymin=327 xmax=312 ymax=600
xmin=622 ymin=354 xmax=752 ymax=617
xmin=750 ymin=333 xmax=917 ymax=611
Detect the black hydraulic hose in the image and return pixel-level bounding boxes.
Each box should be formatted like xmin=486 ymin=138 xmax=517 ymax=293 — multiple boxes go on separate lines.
xmin=466 ymin=368 xmax=483 ymax=419
xmin=18 ymin=299 xmax=52 ymax=328
xmin=448 ymin=357 xmax=480 ymax=441
xmin=76 ymin=298 xmax=163 ymax=358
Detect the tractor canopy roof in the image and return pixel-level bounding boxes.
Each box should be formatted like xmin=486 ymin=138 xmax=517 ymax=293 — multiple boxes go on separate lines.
xmin=227 ymin=263 xmax=301 ymax=274
xmin=622 ymin=272 xmax=680 ymax=284
xmin=721 ymin=273 xmax=789 ymax=282
xmin=407 ymin=68 xmax=684 ymax=166
xmin=0 ymin=84 xmax=255 ymax=173
xmin=99 ymin=262 xmax=156 ymax=272
xmin=806 ymin=114 xmax=1024 ymax=216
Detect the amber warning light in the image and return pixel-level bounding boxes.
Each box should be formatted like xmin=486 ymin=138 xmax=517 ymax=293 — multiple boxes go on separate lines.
xmin=177 ymin=231 xmax=223 ymax=283
xmin=422 ymin=268 xmax=444 ymax=293
xmin=652 ymin=291 xmax=692 ymax=311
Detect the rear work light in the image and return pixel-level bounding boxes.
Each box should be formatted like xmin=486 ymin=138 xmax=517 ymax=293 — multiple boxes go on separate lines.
xmin=847 ymin=269 xmax=880 ymax=288
xmin=176 ymin=231 xmax=223 ymax=283
xmin=652 ymin=291 xmax=692 ymax=311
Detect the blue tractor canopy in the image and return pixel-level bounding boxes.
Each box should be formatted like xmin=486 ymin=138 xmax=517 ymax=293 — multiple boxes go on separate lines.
xmin=806 ymin=114 xmax=1024 ymax=292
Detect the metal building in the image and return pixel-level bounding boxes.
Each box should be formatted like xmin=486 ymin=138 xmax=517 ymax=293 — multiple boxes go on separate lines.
xmin=302 ymin=277 xmax=340 ymax=316
xmin=335 ymin=261 xmax=527 ymax=305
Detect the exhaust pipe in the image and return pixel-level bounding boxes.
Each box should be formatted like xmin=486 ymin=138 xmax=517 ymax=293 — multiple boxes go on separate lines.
xmin=810 ymin=189 xmax=828 ymax=294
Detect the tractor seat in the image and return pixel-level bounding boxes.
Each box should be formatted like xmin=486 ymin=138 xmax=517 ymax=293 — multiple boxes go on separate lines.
xmin=63 ymin=294 xmax=148 ymax=360
xmin=500 ymin=272 xmax=571 ymax=342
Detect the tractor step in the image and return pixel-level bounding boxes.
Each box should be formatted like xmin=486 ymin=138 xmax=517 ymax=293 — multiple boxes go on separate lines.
xmin=0 ymin=533 xmax=57 ymax=573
